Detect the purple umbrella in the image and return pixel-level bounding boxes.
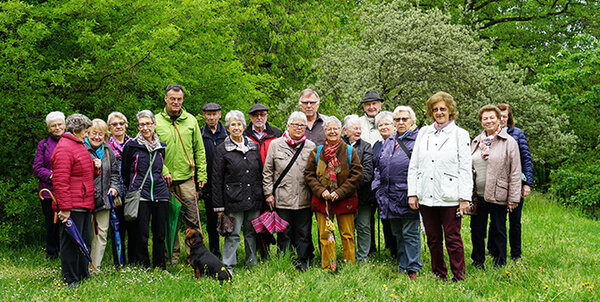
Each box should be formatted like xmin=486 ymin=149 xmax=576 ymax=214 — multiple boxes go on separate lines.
xmin=109 ymin=192 xmax=124 ymax=267
xmin=39 ymin=189 xmax=98 ymax=271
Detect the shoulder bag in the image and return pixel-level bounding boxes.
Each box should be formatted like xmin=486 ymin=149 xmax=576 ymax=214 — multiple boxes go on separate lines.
xmin=124 ymin=152 xmax=157 ymax=221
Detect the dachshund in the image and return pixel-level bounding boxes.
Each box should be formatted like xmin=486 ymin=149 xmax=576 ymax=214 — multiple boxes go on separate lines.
xmin=185 ymin=228 xmax=232 ymax=282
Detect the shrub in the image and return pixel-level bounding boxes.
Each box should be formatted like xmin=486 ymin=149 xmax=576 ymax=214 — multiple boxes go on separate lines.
xmin=0 ymin=177 xmax=44 ymax=244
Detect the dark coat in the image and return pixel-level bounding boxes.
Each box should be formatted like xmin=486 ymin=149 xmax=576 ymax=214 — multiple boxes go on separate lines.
xmin=212 ymin=136 xmax=264 ymax=213
xmin=201 ymin=122 xmax=229 ymax=194
xmin=304 ymin=139 xmax=363 ymax=215
xmin=506 ymin=127 xmax=534 ymax=186
xmin=85 ymin=142 xmax=121 ymax=211
xmin=50 ymin=133 xmax=96 ymax=211
xmin=121 ymin=139 xmax=170 ymax=201
xmin=343 ymin=137 xmax=374 ymax=207
xmin=33 ymin=134 xmax=60 ymax=199
xmin=243 ymin=122 xmax=282 ymax=165
xmin=372 ymin=130 xmax=419 ymax=220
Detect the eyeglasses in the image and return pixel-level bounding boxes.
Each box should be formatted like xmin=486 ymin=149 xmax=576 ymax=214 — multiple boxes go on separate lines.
xmin=168 ymin=97 xmax=183 ymax=103
xmin=110 ymin=121 xmax=126 ymax=127
xmin=377 ymin=122 xmax=393 ymax=128
xmin=432 ymin=107 xmax=448 ymax=113
xmin=89 ymin=132 xmax=104 ymax=138
xmin=394 ymin=117 xmax=410 ymax=123
xmin=289 ymin=123 xmax=306 ymax=129
xmin=138 ymin=122 xmax=154 ymax=129
xmin=300 ymin=101 xmax=318 ymax=106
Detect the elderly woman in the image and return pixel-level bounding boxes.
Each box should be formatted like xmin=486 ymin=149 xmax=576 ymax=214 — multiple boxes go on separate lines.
xmin=494 ymin=103 xmax=533 ymax=261
xmin=372 ymin=110 xmax=397 ymax=258
xmin=212 ymin=110 xmax=263 ymax=274
xmin=342 ymin=114 xmax=373 ymax=262
xmin=373 ymin=106 xmax=422 ymax=278
xmin=51 ymin=113 xmax=95 ymax=285
xmin=121 ymin=110 xmax=169 ymax=270
xmin=84 ymin=119 xmax=120 ymax=269
xmin=33 ymin=111 xmax=65 ymax=260
xmin=304 ymin=116 xmax=363 ymax=271
xmin=407 ymin=92 xmax=473 ymax=282
xmin=106 ymin=112 xmax=133 ymax=265
xmin=262 ymin=111 xmax=316 ymax=270
xmin=470 ymin=105 xmax=521 ymax=268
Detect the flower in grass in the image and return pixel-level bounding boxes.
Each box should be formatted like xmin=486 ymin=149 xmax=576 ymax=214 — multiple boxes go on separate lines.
xmin=344 ymin=292 xmax=348 ymax=296
xmin=278 ymin=297 xmax=282 ymax=300
xmin=419 ymin=291 xmax=423 ymax=295
xmin=390 ymin=294 xmax=394 ymax=298
xmin=582 ymin=282 xmax=590 ymax=287
xmin=544 ymin=285 xmax=549 ymax=290
xmin=505 ymin=271 xmax=511 ymax=276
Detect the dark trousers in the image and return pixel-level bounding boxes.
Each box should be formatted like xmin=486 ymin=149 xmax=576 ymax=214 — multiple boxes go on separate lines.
xmin=111 ymin=206 xmax=135 ymax=266
xmin=420 ymin=205 xmax=465 ymax=281
xmin=60 ymin=211 xmax=91 ymax=285
xmin=488 ymin=196 xmax=523 ymax=259
xmin=381 ymin=218 xmax=397 ymax=258
xmin=470 ymin=197 xmax=490 ymax=265
xmin=276 ymin=208 xmax=314 ymax=265
xmin=41 ymin=198 xmax=60 ymax=257
xmin=203 ymin=192 xmax=221 ymax=256
xmin=473 ymin=197 xmax=509 ymax=267
xmin=135 ymin=200 xmax=168 ymax=270
xmin=369 ymin=204 xmax=377 ymax=254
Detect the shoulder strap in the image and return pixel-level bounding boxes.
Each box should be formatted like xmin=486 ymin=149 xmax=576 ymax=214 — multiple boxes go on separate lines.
xmin=272 ymin=142 xmax=305 ymax=197
xmin=396 ymin=137 xmax=412 ymax=159
xmin=315 ymin=144 xmax=352 ymax=168
xmin=315 ymin=145 xmax=324 ymax=165
xmin=139 ymin=151 xmax=158 ymax=189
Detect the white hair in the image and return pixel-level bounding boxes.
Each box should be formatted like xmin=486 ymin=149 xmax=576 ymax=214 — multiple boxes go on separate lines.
xmin=45 ymin=111 xmax=65 ymax=126
xmin=374 ymin=111 xmax=393 ymax=126
xmin=393 ymin=106 xmax=417 ymax=123
xmin=107 ymin=111 xmax=128 ymax=126
xmin=324 ymin=115 xmax=342 ymax=129
xmin=136 ymin=110 xmax=156 ymax=123
xmin=287 ymin=111 xmax=307 ymax=126
xmin=298 ymin=88 xmax=320 ymax=104
xmin=342 ymin=114 xmax=361 ymax=130
xmin=225 ymin=110 xmax=246 ymax=128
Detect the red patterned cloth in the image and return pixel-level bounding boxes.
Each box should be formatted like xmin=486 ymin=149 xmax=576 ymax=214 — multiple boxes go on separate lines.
xmin=479 ymin=127 xmax=501 ymax=160
xmin=323 ymin=139 xmax=341 ymax=190
xmin=282 ymin=130 xmax=306 ymax=147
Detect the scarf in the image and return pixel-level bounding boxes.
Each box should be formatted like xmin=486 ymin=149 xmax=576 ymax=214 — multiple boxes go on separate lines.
xmin=107 ymin=134 xmax=130 ymax=159
xmin=84 ymin=137 xmax=105 ymax=159
xmin=135 ymin=132 xmax=161 ymax=153
xmin=323 ymin=139 xmax=341 ymax=191
xmin=365 ymin=115 xmax=377 ymax=130
xmin=394 ymin=124 xmax=417 ymax=152
xmin=434 ymin=120 xmax=452 ymax=132
xmin=283 ymin=130 xmax=307 ymax=148
xmin=478 ymin=127 xmax=501 ymax=160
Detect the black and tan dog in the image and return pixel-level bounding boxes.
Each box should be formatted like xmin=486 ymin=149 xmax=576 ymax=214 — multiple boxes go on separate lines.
xmin=185 ymin=228 xmax=232 ymax=282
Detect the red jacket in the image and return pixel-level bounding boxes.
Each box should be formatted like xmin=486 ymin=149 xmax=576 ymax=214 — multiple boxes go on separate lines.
xmin=243 ymin=122 xmax=282 ymax=165
xmin=50 ymin=133 xmax=96 ymax=211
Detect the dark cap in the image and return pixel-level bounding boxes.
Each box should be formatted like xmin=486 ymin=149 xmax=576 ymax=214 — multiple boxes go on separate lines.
xmin=202 ymin=103 xmax=222 ymax=111
xmin=362 ymin=90 xmax=384 ymax=104
xmin=248 ymin=103 xmax=269 ymax=114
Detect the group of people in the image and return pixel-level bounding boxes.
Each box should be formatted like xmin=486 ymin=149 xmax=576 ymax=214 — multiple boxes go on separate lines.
xmin=33 ymin=85 xmax=533 ymax=285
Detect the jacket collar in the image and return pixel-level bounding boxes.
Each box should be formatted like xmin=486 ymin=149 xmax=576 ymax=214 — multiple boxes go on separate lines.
xmin=243 ymin=122 xmax=278 ymax=139
xmin=62 ymin=132 xmax=84 ymax=144
xmin=202 ymin=122 xmax=228 ymax=139
xmin=425 ymin=120 xmax=457 ymax=135
xmin=473 ymin=128 xmax=510 ymax=144
xmin=224 ymin=135 xmax=258 ymax=152
xmin=160 ymin=107 xmax=189 ymax=121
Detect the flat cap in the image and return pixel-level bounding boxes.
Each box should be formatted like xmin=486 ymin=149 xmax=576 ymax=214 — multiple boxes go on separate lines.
xmin=362 ymin=90 xmax=384 ymax=103
xmin=248 ymin=103 xmax=269 ymax=114
xmin=202 ymin=102 xmax=222 ymax=111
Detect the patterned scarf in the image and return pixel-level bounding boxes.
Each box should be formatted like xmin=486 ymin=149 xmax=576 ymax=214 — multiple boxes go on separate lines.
xmin=323 ymin=139 xmax=341 ymax=191
xmin=84 ymin=137 xmax=105 ymax=159
xmin=479 ymin=127 xmax=501 ymax=160
xmin=282 ymin=130 xmax=306 ymax=148
xmin=135 ymin=132 xmax=161 ymax=153
xmin=434 ymin=120 xmax=452 ymax=132
xmin=394 ymin=124 xmax=417 ymax=152
xmin=107 ymin=134 xmax=130 ymax=159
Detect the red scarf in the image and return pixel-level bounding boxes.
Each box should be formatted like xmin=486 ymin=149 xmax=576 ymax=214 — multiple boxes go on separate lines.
xmin=283 ymin=130 xmax=306 ymax=147
xmin=479 ymin=127 xmax=501 ymax=160
xmin=323 ymin=139 xmax=341 ymax=191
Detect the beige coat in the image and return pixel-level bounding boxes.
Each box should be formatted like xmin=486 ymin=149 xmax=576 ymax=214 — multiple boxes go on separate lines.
xmin=470 ymin=129 xmax=522 ymax=205
xmin=262 ymin=137 xmax=316 ymax=210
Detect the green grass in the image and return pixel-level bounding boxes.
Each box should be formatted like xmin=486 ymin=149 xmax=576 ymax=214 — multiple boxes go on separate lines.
xmin=1 ymin=192 xmax=598 ymax=301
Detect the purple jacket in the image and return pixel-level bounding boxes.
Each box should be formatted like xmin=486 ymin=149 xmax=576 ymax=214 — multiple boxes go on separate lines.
xmin=33 ymin=134 xmax=60 ymax=199
xmin=372 ymin=129 xmax=419 ymax=220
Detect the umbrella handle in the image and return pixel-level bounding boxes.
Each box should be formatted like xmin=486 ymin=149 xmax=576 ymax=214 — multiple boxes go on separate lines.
xmin=39 ymin=188 xmax=59 ymax=224
xmin=108 ymin=191 xmax=115 ymax=211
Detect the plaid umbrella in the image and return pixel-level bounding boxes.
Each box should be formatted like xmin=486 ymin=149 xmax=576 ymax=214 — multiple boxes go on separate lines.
xmin=38 ymin=189 xmax=97 ymax=271
xmin=324 ymin=200 xmax=336 ymax=271
xmin=271 ymin=211 xmax=289 ymax=233
xmin=251 ymin=211 xmax=275 ymax=234
xmin=108 ymin=192 xmax=124 ymax=267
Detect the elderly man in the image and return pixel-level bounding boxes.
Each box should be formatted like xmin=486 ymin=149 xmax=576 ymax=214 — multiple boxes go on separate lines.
xmin=359 ymin=91 xmax=384 ymax=146
xmin=243 ymin=103 xmax=282 ymax=164
xmin=299 ymin=89 xmax=328 ymax=146
xmin=155 ymin=84 xmax=207 ymax=263
xmin=201 ymin=102 xmax=228 ymax=258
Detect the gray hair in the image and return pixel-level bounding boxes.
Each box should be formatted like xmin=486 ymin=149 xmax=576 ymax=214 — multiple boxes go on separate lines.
xmin=298 ymin=88 xmax=320 ymax=104
xmin=45 ymin=111 xmax=65 ymax=126
xmin=136 ymin=110 xmax=156 ymax=123
xmin=107 ymin=111 xmax=128 ymax=126
xmin=65 ymin=113 xmax=92 ymax=133
xmin=375 ymin=111 xmax=394 ymax=127
xmin=286 ymin=111 xmax=307 ymax=127
xmin=165 ymin=84 xmax=185 ymax=97
xmin=342 ymin=114 xmax=361 ymax=130
xmin=225 ymin=110 xmax=246 ymax=128
xmin=324 ymin=115 xmax=342 ymax=130
xmin=393 ymin=106 xmax=417 ymax=123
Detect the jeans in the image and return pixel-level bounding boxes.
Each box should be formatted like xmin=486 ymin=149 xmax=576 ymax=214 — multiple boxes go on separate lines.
xmin=389 ymin=218 xmax=422 ymax=273
xmin=354 ymin=205 xmax=372 ymax=261
xmin=222 ymin=210 xmax=260 ymax=271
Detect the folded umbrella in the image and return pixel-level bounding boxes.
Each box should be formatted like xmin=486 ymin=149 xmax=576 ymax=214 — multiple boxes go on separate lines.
xmin=271 ymin=211 xmax=289 ymax=233
xmin=38 ymin=189 xmax=97 ymax=271
xmin=165 ymin=194 xmax=182 ymax=261
xmin=251 ymin=211 xmax=275 ymax=234
xmin=108 ymin=192 xmax=124 ymax=267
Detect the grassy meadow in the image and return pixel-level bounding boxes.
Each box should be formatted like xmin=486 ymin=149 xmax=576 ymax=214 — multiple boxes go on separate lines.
xmin=0 ymin=192 xmax=598 ymax=301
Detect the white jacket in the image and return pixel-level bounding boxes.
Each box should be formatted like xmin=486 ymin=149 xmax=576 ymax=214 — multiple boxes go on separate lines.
xmin=407 ymin=121 xmax=472 ymax=207
xmin=359 ymin=115 xmax=382 ymax=146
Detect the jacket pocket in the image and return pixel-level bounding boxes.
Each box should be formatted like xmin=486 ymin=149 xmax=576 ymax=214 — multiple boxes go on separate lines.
xmin=225 ymin=183 xmax=243 ymax=203
xmin=415 ymin=171 xmax=423 ymax=196
xmin=441 ymin=172 xmax=459 ymax=201
xmin=494 ymin=178 xmax=509 ymax=203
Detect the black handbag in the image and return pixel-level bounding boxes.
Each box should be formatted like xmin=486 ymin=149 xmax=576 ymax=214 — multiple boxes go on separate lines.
xmin=124 ymin=152 xmax=157 ymax=221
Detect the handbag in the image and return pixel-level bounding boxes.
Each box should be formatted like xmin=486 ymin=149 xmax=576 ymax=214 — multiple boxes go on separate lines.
xmin=124 ymin=152 xmax=157 ymax=221
xmin=217 ymin=214 xmax=235 ymax=236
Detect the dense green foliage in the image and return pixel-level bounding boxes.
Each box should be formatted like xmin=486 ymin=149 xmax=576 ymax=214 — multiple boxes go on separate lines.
xmin=1 ymin=193 xmax=598 ymax=300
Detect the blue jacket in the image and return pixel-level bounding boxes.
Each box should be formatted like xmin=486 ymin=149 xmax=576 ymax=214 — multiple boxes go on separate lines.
xmin=372 ymin=129 xmax=419 ymax=220
xmin=506 ymin=127 xmax=534 ymax=186
xmin=121 ymin=139 xmax=170 ymax=201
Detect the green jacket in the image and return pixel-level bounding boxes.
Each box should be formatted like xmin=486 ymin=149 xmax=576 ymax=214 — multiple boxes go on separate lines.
xmin=155 ymin=107 xmax=207 ymax=182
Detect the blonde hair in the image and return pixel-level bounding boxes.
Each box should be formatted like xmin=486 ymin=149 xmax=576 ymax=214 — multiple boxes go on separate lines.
xmin=426 ymin=91 xmax=458 ymax=121
xmin=89 ymin=118 xmax=110 ymax=141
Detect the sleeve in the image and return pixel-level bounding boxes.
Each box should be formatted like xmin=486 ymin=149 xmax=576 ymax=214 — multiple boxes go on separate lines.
xmin=304 ymin=147 xmax=327 ymax=198
xmin=457 ymin=129 xmax=473 ymax=202
xmin=32 ymin=139 xmax=52 ymax=182
xmin=108 ymin=148 xmax=121 ymax=193
xmin=193 ymin=120 xmax=208 ymax=182
xmin=211 ymin=146 xmax=226 ymax=212
xmin=508 ymin=139 xmax=522 ymax=203
xmin=359 ymin=143 xmax=374 ymax=187
xmin=121 ymin=144 xmax=132 ymax=190
xmin=334 ymin=147 xmax=363 ymax=200
xmin=407 ymin=129 xmax=424 ymax=197
xmin=51 ymin=146 xmax=73 ymax=210
xmin=262 ymin=142 xmax=277 ymax=196
xmin=517 ymin=129 xmax=534 ymax=186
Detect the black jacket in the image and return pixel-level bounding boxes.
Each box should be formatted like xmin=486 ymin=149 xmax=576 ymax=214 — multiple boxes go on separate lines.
xmin=212 ymin=136 xmax=264 ymax=213
xmin=202 ymin=122 xmax=229 ymax=193
xmin=344 ymin=137 xmax=375 ymax=206
xmin=121 ymin=139 xmax=170 ymax=201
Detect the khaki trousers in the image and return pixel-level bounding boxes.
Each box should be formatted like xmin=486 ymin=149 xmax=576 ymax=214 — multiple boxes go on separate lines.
xmin=316 ymin=212 xmax=355 ymax=271
xmin=170 ymin=178 xmax=200 ymax=262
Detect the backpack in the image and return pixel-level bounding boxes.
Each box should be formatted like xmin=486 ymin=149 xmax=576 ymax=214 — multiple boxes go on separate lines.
xmin=315 ymin=144 xmax=353 ymax=167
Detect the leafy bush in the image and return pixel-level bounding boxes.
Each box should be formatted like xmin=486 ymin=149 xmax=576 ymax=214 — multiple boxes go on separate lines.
xmin=550 ymin=145 xmax=600 ymax=218
xmin=0 ymin=177 xmax=44 ymax=244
